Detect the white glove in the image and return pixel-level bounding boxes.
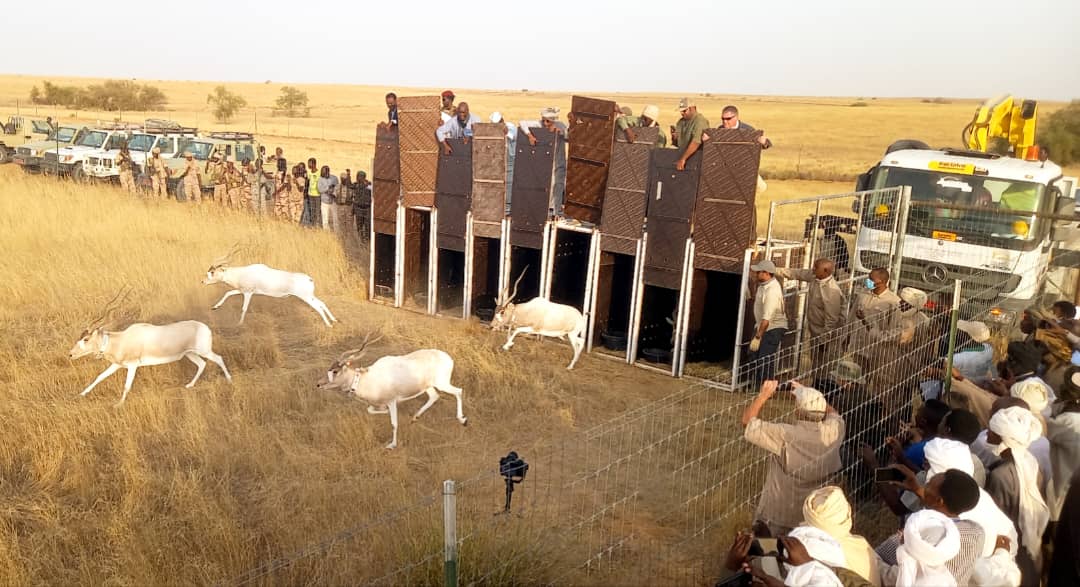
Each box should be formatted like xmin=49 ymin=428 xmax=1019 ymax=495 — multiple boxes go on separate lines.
xmin=749 ymin=337 xmax=761 ymax=352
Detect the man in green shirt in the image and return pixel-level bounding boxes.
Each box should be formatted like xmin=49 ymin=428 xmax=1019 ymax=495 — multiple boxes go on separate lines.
xmin=616 ymin=104 xmax=668 ymax=148
xmin=671 ymin=98 xmax=709 ymax=171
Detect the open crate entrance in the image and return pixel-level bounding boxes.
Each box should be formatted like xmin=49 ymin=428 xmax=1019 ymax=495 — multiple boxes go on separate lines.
xmin=508 ymin=245 xmax=542 ymax=303
xmin=371 ymin=232 xmax=396 ymax=302
xmin=681 ymin=269 xmax=742 ymax=381
xmin=436 ymin=249 xmax=465 ymax=315
xmin=402 ymin=208 xmax=431 ymax=312
xmin=635 ymin=285 xmax=679 ymax=367
xmin=592 ymin=251 xmax=637 ymax=357
xmin=470 ymin=236 xmax=503 ymax=321
xmin=546 ymin=228 xmax=594 ymax=311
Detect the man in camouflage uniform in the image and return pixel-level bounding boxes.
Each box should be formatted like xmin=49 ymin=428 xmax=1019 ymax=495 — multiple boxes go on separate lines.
xmin=147 ymin=147 xmax=171 ymax=199
xmin=224 ymin=158 xmax=245 ymax=209
xmin=208 ymin=154 xmax=226 ymax=204
xmin=116 ymin=142 xmax=136 ymax=194
xmin=180 ymin=152 xmax=203 ymax=203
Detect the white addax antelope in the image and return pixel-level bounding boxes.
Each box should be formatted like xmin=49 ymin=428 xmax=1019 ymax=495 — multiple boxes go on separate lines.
xmin=202 ymin=247 xmax=337 ymax=327
xmin=318 ymin=333 xmax=467 ymax=449
xmin=491 ymin=269 xmax=587 ymax=370
xmin=68 ymin=290 xmax=232 ymax=405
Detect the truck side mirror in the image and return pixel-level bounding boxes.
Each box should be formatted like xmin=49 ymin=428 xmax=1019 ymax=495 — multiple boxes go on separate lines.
xmin=856 ymin=169 xmax=873 ymax=192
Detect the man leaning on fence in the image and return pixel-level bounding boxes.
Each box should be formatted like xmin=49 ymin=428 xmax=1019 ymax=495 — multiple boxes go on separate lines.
xmin=775 ymin=258 xmax=847 ymax=369
xmin=741 ymin=379 xmax=844 ymax=537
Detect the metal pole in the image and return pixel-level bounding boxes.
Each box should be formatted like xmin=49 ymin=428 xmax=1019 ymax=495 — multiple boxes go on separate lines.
xmin=442 ymin=480 xmax=458 ymax=587
xmin=889 ymin=186 xmax=912 ymax=293
xmin=764 ymin=200 xmax=777 ymax=258
xmin=942 ymin=279 xmax=963 ymax=397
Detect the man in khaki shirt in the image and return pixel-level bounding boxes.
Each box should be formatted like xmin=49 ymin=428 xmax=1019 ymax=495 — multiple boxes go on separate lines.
xmin=179 ymin=152 xmax=202 ymax=203
xmin=776 ymin=258 xmax=847 ymax=367
xmin=749 ymin=259 xmax=788 ymax=383
xmin=671 ymin=98 xmax=710 ymax=171
xmin=147 ymin=147 xmax=171 ymax=199
xmin=848 ymin=267 xmax=901 ymax=390
xmin=741 ymin=379 xmax=845 ymax=537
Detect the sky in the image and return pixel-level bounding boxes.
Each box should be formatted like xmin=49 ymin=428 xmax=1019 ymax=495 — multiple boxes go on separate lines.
xmin=6 ymin=0 xmax=1080 ymax=100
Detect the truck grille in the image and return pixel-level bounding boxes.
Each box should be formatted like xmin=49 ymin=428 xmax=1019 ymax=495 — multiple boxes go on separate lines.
xmin=17 ymin=147 xmax=31 ymax=156
xmin=860 ymin=251 xmax=1021 ymax=296
xmin=43 ymin=152 xmax=58 ymax=165
xmin=87 ymin=157 xmax=99 ymax=166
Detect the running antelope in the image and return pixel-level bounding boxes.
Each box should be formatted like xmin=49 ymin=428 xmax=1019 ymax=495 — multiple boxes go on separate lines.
xmin=68 ymin=290 xmax=232 ymax=405
xmin=318 ymin=333 xmax=467 ymax=449
xmin=202 ymin=247 xmax=337 ymax=326
xmin=491 ymin=269 xmax=587 ymax=370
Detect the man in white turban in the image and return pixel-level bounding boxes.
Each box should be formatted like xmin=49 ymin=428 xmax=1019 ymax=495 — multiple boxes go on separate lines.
xmin=742 ymin=380 xmax=844 ymax=536
xmin=1010 ymin=377 xmax=1054 ymax=422
xmin=782 ymin=526 xmax=846 ymax=587
xmin=893 ymin=510 xmax=962 ymax=587
xmin=986 ymin=405 xmax=1049 ymax=587
xmin=802 ymin=486 xmax=880 ymax=585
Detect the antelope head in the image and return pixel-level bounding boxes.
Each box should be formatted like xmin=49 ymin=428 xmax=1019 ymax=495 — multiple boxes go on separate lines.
xmin=491 ymin=266 xmax=528 ymax=330
xmin=203 ymin=243 xmax=241 ymax=285
xmin=69 ymin=288 xmax=130 ymax=359
xmin=318 ymin=331 xmax=383 ymax=393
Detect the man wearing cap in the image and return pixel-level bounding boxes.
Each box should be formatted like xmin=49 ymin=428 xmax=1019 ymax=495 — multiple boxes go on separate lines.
xmin=748 ymin=259 xmax=788 ymax=383
xmin=208 ymin=153 xmax=227 ymax=204
xmin=147 ymin=146 xmax=171 ymax=199
xmin=741 ymin=379 xmax=844 ymax=537
xmin=520 ymin=108 xmax=569 ymax=216
xmin=776 ymin=258 xmax=846 ymax=368
xmin=615 ymin=104 xmax=668 ymax=148
xmin=671 ymin=98 xmax=710 ymax=172
xmin=436 ymin=102 xmax=480 ymax=155
xmin=440 ymin=90 xmax=455 ymax=123
xmin=490 ymin=112 xmax=517 ymax=209
xmin=179 ymin=151 xmax=203 ymax=203
xmin=224 ymin=157 xmax=245 ymax=209
xmin=117 ymin=142 xmax=136 ymax=194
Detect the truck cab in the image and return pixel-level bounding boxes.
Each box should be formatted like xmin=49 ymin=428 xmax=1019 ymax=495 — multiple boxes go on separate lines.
xmin=42 ymin=126 xmax=136 ymax=180
xmin=0 ymin=117 xmax=53 ymax=164
xmin=161 ymin=132 xmax=259 ymax=196
xmin=854 ymin=147 xmax=1077 ymax=312
xmin=85 ymin=123 xmax=197 ymax=181
xmin=12 ymin=125 xmax=87 ymax=172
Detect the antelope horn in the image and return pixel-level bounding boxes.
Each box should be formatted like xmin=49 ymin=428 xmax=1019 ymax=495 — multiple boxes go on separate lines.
xmin=210 ymin=242 xmax=243 ymax=268
xmin=504 ymin=265 xmax=528 ymax=307
xmin=88 ymin=286 xmax=132 ymax=331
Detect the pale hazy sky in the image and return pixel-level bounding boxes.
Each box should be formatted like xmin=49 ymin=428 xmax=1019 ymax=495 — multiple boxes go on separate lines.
xmin=6 ymin=0 xmax=1079 ymax=100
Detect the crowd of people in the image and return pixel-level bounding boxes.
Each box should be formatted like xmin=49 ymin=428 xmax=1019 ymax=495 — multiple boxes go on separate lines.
xmin=725 ymin=255 xmax=1080 ymax=586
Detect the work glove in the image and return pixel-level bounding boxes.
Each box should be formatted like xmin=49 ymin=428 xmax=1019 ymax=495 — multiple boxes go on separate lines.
xmin=749 ymin=337 xmax=761 ymax=353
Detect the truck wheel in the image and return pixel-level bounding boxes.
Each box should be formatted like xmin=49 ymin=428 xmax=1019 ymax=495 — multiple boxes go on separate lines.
xmin=0 ymin=149 xmax=10 ymax=164
xmin=70 ymin=165 xmax=86 ymax=182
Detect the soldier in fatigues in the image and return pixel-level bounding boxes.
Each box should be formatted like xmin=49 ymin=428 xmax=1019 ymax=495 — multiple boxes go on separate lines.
xmin=208 ymin=154 xmax=226 ymax=204
xmin=180 ymin=152 xmax=203 ymax=203
xmin=116 ymin=143 xmax=136 ymax=194
xmin=148 ymin=147 xmax=171 ymax=199
xmin=288 ymin=163 xmax=306 ymax=222
xmin=224 ymin=158 xmax=245 ymax=209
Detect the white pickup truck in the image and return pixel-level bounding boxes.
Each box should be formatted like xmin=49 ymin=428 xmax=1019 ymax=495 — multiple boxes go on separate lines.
xmin=41 ymin=127 xmax=136 ymax=180
xmin=84 ymin=127 xmax=196 ymax=181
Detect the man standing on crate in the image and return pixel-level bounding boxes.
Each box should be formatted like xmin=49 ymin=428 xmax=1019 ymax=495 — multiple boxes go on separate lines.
xmin=437 ymin=102 xmax=480 ymax=155
xmin=148 ymin=147 xmax=171 ymax=199
xmin=671 ymin=98 xmax=709 ymax=172
xmin=180 ymin=151 xmax=202 ymax=203
xmin=116 ymin=142 xmax=136 ymax=194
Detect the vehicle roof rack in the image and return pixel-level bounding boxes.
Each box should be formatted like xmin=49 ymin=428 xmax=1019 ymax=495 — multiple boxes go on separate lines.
xmin=96 ymin=122 xmax=143 ymax=131
xmin=940 ymin=148 xmax=1001 ymax=160
xmin=208 ymin=131 xmax=255 ymax=141
xmin=144 ymin=126 xmax=198 ymax=135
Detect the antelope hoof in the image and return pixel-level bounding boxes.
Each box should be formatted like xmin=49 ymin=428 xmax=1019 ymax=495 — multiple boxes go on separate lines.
xmin=211 ymin=305 xmax=220 ymax=311
xmin=385 ymin=441 xmax=397 ymax=450
xmin=185 ymin=382 xmax=196 ymax=389
xmin=502 ymin=343 xmax=513 ymax=351
xmin=460 ymin=417 xmax=468 ymax=426
xmin=112 ymin=401 xmax=125 ymax=409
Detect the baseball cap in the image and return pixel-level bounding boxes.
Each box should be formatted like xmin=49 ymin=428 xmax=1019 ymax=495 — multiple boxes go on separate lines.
xmin=677 ymin=97 xmax=695 ymax=111
xmin=749 ymin=259 xmax=777 ymax=274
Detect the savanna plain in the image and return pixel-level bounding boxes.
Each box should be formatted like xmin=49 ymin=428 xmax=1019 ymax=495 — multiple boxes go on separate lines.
xmin=0 ymin=75 xmax=1073 ymax=585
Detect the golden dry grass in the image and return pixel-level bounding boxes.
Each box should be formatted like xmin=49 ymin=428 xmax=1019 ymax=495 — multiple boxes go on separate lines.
xmin=3 ymin=74 xmax=1076 ymax=179
xmin=0 ymin=165 xmax=749 ymax=584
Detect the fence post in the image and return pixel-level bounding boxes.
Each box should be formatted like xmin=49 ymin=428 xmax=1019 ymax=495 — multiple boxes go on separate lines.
xmin=942 ymin=279 xmax=962 ymax=396
xmin=889 ymin=186 xmax=912 ymax=293
xmin=443 ymin=480 xmax=458 ymax=587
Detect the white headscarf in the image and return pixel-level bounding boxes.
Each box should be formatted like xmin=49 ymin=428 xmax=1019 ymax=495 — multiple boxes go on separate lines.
xmin=988 ymin=406 xmax=1049 ymax=559
xmin=896 ymin=509 xmax=961 ymax=587
xmin=1009 ymin=378 xmax=1052 ymax=416
xmin=971 ymin=549 xmax=1022 ymax=587
xmin=784 ymin=526 xmax=845 ymax=587
xmin=923 ymin=438 xmax=975 ymax=479
xmin=793 ymin=386 xmax=827 ymax=415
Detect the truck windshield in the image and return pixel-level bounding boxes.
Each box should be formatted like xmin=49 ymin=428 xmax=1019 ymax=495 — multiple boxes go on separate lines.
xmin=50 ymin=127 xmax=78 ymax=142
xmin=177 ymin=139 xmax=212 ymax=160
xmin=127 ymin=134 xmax=155 ymax=152
xmin=866 ymin=166 xmax=1045 ymax=251
xmin=77 ymin=131 xmax=108 ymax=149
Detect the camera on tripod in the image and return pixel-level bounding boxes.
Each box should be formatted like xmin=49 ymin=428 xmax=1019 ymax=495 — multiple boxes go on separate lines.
xmin=499 ymin=451 xmax=529 ymax=513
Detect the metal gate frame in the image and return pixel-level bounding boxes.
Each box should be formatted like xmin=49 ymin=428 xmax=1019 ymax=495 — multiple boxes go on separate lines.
xmin=542 ymin=219 xmax=602 ymax=353
xmin=462 ymin=216 xmax=511 ymax=320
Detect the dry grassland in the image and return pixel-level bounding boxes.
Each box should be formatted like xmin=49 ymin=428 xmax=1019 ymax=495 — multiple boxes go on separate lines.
xmin=1 ymin=165 xmax=773 ymax=584
xmin=3 ymin=74 xmax=1076 ymax=181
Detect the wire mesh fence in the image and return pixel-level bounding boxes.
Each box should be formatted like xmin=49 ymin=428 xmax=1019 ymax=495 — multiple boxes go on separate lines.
xmin=218 ymin=196 xmax=1080 ymax=586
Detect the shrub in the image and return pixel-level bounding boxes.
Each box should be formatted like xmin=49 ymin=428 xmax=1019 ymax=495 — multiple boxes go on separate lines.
xmin=850 ymin=101 xmax=869 ymax=107
xmin=207 ymin=86 xmax=247 ymax=123
xmin=28 ymin=80 xmax=167 ymax=110
xmin=275 ymin=86 xmax=310 ymax=117
xmin=1037 ymin=101 xmax=1080 ymax=165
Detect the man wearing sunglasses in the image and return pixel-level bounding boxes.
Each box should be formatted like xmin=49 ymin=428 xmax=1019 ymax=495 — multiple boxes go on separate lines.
xmin=721 ymin=105 xmax=772 ymax=149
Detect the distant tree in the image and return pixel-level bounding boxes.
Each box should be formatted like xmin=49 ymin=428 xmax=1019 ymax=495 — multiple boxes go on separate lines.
xmin=207 ymin=86 xmax=247 ymax=123
xmin=32 ymin=81 xmax=83 ymax=107
xmin=1038 ymin=101 xmax=1080 ymax=166
xmin=138 ymin=85 xmax=167 ymax=110
xmin=28 ymin=80 xmax=166 ymax=111
xmin=29 ymin=86 xmax=42 ymax=104
xmin=275 ymin=86 xmax=309 ymax=117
